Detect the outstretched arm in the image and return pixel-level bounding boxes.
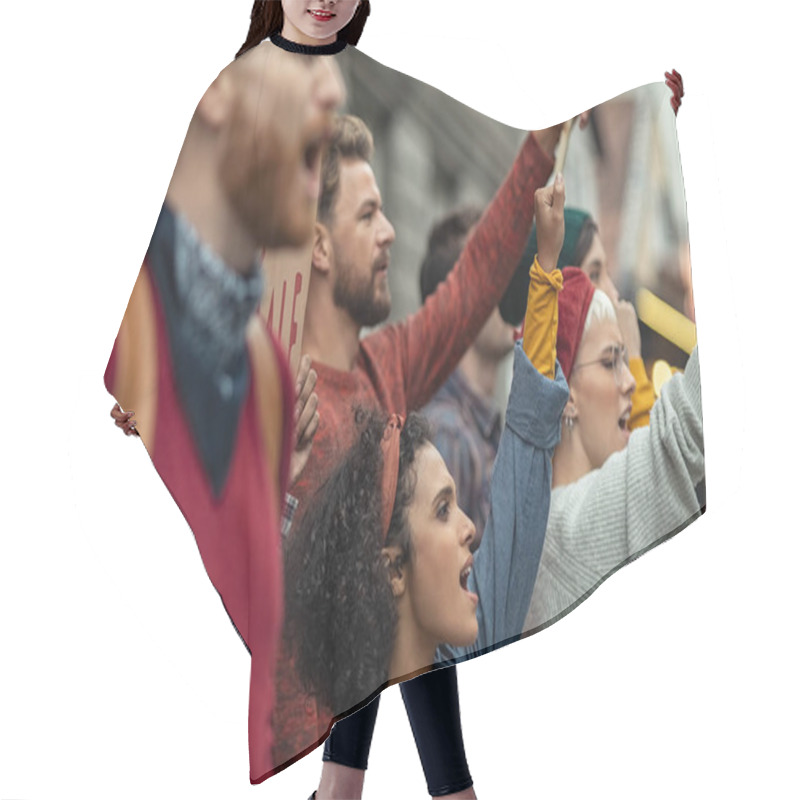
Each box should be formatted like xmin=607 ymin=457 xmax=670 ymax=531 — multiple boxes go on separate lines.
xmin=373 ymin=126 xmax=567 ymax=412
xmin=437 ymin=179 xmax=570 ymax=663
xmin=526 ymin=346 xmax=704 ymax=631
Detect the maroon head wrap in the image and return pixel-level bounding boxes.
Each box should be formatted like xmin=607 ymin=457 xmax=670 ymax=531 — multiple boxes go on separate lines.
xmin=557 ymin=267 xmax=596 ymax=382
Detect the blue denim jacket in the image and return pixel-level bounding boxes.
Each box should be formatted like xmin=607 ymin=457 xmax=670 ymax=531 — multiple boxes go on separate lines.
xmin=437 ymin=341 xmax=569 ymax=665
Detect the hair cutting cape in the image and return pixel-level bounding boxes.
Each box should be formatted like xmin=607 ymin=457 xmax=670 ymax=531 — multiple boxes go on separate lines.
xmin=105 ymin=39 xmax=703 ymax=783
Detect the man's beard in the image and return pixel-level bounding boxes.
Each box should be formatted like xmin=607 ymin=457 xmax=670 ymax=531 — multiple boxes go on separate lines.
xmin=333 ymin=261 xmax=391 ymax=328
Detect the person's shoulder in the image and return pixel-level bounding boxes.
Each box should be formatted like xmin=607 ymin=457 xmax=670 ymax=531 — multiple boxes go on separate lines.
xmin=426 ymin=404 xmax=484 ymax=466
xmin=218 ymin=39 xmax=275 ymax=82
xmin=423 ymin=381 xmax=465 ymax=430
xmin=425 ymin=402 xmax=464 ymax=436
xmin=357 ymin=323 xmax=407 ymax=375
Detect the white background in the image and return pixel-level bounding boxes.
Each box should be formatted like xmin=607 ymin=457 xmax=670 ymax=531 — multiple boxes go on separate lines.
xmin=1 ymin=1 xmax=797 ymax=798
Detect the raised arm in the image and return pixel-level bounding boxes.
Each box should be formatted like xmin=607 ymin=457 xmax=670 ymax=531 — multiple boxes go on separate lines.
xmin=458 ymin=351 xmax=567 ymax=663
xmin=376 ymin=128 xmax=560 ymax=412
xmin=437 ymin=179 xmax=570 ymax=664
xmin=525 ymin=346 xmax=704 ymax=631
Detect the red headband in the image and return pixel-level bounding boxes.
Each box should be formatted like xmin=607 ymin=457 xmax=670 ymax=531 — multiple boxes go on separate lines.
xmin=380 ymin=414 xmax=404 ymax=543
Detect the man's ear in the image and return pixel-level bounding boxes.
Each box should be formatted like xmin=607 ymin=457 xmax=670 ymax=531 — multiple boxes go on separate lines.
xmin=311 ymin=221 xmax=333 ymax=276
xmin=381 ymin=545 xmax=406 ymax=599
xmin=196 ymin=72 xmax=230 ymax=130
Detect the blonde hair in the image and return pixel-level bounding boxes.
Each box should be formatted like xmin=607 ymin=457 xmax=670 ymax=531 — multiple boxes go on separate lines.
xmin=580 ymin=288 xmax=617 ymax=345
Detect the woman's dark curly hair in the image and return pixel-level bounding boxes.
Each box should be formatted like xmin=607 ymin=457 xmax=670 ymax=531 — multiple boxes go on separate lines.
xmin=283 ymin=408 xmax=430 ymax=715
xmin=236 ymin=1 xmax=371 ymax=59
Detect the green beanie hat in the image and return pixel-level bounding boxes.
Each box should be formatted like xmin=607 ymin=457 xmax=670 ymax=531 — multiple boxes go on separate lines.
xmin=557 ymin=208 xmax=592 ymax=270
xmin=499 ymin=207 xmax=593 ymax=326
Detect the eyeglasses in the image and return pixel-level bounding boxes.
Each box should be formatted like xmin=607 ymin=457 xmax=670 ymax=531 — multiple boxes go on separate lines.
xmin=572 ymin=345 xmax=630 ymax=387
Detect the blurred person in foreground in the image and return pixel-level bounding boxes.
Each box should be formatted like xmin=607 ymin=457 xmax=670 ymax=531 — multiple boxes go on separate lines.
xmin=104 ymin=43 xmax=344 ymax=783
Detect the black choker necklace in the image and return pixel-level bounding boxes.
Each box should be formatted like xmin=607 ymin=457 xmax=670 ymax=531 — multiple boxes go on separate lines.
xmin=271 ymin=32 xmax=347 ymax=55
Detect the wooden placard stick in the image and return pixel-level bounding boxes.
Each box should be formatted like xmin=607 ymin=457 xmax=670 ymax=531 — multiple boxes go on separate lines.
xmin=553 ymin=116 xmax=577 ymax=176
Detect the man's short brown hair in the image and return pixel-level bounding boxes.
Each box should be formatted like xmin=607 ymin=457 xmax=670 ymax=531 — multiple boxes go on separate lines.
xmin=318 ymin=114 xmax=375 ymax=224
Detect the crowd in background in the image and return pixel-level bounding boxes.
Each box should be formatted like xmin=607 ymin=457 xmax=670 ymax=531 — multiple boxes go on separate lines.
xmin=106 ymin=3 xmax=700 ymax=797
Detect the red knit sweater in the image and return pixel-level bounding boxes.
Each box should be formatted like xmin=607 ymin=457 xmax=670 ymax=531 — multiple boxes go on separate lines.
xmin=271 ymin=131 xmax=554 ymax=772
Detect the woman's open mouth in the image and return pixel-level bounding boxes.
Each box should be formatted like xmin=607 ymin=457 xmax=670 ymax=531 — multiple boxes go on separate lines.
xmin=460 ymin=556 xmax=478 ymax=605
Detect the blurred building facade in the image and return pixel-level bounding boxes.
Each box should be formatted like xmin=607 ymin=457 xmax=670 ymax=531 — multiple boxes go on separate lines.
xmin=338 ymin=47 xmax=525 ymax=327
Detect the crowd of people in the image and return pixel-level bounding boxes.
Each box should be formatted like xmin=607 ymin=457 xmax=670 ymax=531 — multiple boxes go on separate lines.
xmin=105 ymin=2 xmax=699 ymax=797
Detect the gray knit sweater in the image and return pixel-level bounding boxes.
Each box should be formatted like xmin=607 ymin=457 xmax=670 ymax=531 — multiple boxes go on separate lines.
xmin=525 ymin=347 xmax=704 ymax=631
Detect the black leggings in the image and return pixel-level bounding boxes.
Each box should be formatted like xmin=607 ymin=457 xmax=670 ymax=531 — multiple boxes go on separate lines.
xmin=322 ymin=665 xmax=473 ymax=797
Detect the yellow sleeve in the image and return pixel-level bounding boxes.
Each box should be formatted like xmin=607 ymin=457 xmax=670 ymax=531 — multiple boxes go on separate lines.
xmin=628 ymin=357 xmax=655 ymax=430
xmin=522 ymin=255 xmax=563 ymax=380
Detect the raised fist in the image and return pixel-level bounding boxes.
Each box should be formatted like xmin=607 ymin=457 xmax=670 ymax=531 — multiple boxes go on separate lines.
xmin=665 ymin=69 xmax=684 ymax=115
xmin=534 ymin=172 xmax=566 ymax=273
